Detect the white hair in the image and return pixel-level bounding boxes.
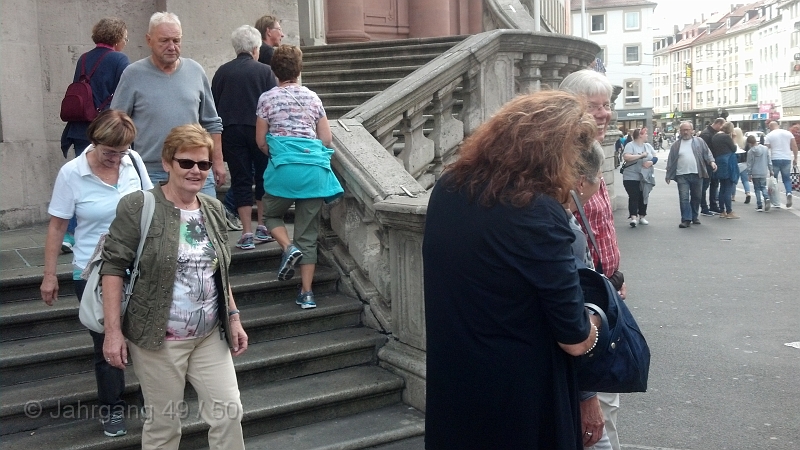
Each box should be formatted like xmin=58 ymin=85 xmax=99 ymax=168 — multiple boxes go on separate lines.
xmin=231 ymin=25 xmax=261 ymax=55
xmin=149 ymin=12 xmax=181 ymax=32
xmin=559 ymin=69 xmax=613 ymax=99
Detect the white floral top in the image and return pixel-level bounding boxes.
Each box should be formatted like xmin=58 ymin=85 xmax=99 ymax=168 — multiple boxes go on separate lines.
xmin=165 ymin=208 xmax=219 ymax=340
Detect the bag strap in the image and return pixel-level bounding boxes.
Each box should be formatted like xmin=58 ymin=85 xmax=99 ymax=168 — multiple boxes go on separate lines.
xmin=571 ymin=190 xmax=604 ymax=275
xmin=129 ymin=191 xmax=155 ymax=285
xmin=84 ymin=48 xmax=113 ymax=81
xmin=129 ymin=152 xmax=146 ymax=190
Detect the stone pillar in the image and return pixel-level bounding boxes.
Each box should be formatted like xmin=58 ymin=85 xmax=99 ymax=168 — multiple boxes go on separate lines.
xmin=327 ymin=0 xmax=370 ymax=43
xmin=299 ymin=0 xmax=326 ymax=46
xmin=408 ymin=0 xmax=450 ymax=38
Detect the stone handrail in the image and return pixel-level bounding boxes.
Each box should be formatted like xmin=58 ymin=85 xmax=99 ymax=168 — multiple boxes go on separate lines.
xmin=325 ymin=29 xmax=599 ymax=411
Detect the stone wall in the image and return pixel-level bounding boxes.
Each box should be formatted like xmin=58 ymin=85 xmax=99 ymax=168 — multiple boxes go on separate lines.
xmin=0 ymin=0 xmax=300 ymax=230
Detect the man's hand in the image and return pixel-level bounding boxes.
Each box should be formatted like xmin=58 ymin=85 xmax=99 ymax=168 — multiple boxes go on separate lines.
xmin=711 ymin=162 xmax=718 ymax=171
xmin=212 ymin=160 xmax=227 ymax=187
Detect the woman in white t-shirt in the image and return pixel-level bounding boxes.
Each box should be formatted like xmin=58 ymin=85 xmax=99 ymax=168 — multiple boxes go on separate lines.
xmin=622 ymin=128 xmax=657 ymax=227
xmin=40 ymin=109 xmax=151 ymax=437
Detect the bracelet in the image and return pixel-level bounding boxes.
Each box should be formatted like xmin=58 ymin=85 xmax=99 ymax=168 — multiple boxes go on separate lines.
xmin=228 ymin=309 xmax=240 ymax=317
xmin=584 ymin=323 xmax=599 ymax=355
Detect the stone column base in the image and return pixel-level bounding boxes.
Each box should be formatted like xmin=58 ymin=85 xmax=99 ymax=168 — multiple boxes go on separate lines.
xmin=378 ymin=339 xmax=426 ymax=412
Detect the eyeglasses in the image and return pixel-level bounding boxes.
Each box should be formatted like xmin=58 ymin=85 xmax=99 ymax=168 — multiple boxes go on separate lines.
xmin=173 ymin=158 xmax=212 ymax=171
xmin=270 ymin=26 xmax=282 ymax=32
xmin=587 ymin=103 xmax=612 ymax=113
xmin=101 ymin=149 xmax=130 ymax=158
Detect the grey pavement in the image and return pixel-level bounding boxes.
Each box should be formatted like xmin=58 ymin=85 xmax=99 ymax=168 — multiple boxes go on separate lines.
xmin=1 ymin=162 xmax=798 ymax=449
xmin=613 ymin=153 xmax=800 ymax=450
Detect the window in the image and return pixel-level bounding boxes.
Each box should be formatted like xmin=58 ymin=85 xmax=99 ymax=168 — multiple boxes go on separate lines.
xmin=697 ymin=92 xmax=703 ymax=104
xmin=591 ymin=14 xmax=605 ymax=32
xmin=696 ymin=69 xmax=703 ymax=83
xmin=624 ymin=11 xmax=641 ymax=30
xmin=625 ymin=79 xmax=641 ymax=105
xmin=707 ymin=90 xmax=714 ymax=102
xmin=625 ymin=45 xmax=641 ymax=64
xmin=596 ymin=48 xmax=606 ymax=65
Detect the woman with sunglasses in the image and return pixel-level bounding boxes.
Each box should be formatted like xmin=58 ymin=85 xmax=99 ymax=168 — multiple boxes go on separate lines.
xmin=100 ymin=124 xmax=248 ymax=450
xmin=41 ymin=109 xmax=152 ymax=437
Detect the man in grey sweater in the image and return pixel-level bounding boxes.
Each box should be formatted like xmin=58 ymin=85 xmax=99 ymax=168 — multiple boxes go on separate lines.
xmin=111 ymin=12 xmax=225 ymax=196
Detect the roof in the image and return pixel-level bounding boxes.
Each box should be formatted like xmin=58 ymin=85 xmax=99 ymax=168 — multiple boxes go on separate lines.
xmin=570 ymin=0 xmax=657 ymax=11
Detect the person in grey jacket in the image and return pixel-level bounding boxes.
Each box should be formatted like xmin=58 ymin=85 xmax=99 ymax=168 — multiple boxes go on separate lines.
xmin=745 ymin=135 xmax=774 ymax=211
xmin=665 ymin=121 xmax=717 ymax=228
xmin=100 ymin=124 xmax=247 ymax=450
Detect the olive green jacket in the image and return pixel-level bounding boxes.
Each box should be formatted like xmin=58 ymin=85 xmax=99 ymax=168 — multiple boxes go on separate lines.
xmin=100 ymin=184 xmax=233 ymax=351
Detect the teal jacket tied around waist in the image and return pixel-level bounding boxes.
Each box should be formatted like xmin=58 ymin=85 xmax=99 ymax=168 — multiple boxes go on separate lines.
xmin=263 ymin=135 xmax=344 ymax=202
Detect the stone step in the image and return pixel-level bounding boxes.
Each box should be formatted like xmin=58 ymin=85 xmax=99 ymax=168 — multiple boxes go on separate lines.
xmin=0 ymin=265 xmax=341 ymax=342
xmin=304 ymin=53 xmax=442 ymax=72
xmin=304 ymin=78 xmax=403 ymax=95
xmin=0 ymin=294 xmax=363 ymax=386
xmin=368 ymin=435 xmax=425 ymax=450
xmin=219 ymin=403 xmax=424 ymax=450
xmin=0 ymin=326 xmax=386 ymax=435
xmin=301 ymin=36 xmax=464 ymax=59
xmin=301 ymin=66 xmax=422 ymax=84
xmin=0 ymin=366 xmax=405 ymax=450
xmin=318 ymin=91 xmax=382 ymax=108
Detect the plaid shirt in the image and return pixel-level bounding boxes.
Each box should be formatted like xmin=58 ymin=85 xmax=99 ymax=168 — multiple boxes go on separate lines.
xmin=573 ymin=178 xmax=620 ymax=277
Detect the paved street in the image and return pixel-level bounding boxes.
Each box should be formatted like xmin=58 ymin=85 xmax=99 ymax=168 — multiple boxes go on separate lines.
xmin=612 ymin=154 xmax=800 ymax=450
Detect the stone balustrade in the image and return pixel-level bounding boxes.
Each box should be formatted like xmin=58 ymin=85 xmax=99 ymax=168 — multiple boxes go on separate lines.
xmin=325 ymin=29 xmax=599 ymax=411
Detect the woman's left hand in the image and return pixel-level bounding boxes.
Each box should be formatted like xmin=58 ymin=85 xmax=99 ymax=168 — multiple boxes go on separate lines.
xmin=229 ymin=319 xmax=248 ymax=357
xmin=642 ymin=161 xmax=654 ymax=169
xmin=579 ymin=395 xmax=605 ymax=447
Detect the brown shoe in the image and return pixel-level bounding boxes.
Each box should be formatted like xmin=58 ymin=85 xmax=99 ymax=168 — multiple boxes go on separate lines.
xmin=726 ymin=212 xmax=740 ymax=219
xmin=719 ymin=212 xmax=728 ymax=218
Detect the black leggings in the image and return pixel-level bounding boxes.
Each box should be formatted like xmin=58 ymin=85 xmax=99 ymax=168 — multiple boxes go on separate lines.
xmin=623 ymin=179 xmax=647 ymax=217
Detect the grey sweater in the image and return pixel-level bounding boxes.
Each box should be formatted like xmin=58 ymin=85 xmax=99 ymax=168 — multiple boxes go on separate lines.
xmin=746 ymin=144 xmax=773 ymax=178
xmin=111 ymin=57 xmax=223 ymax=173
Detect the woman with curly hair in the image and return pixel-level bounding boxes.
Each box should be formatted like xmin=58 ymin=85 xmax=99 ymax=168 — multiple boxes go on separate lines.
xmin=423 ymin=90 xmax=602 ymax=450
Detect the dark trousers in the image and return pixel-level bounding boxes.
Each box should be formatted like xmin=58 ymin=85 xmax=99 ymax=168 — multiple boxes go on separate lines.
xmin=222 ymin=125 xmax=268 ymax=209
xmin=708 ymin=177 xmax=720 ymax=212
xmin=74 ymin=279 xmax=126 ymax=413
xmin=718 ymin=178 xmax=734 ymax=213
xmin=623 ymin=179 xmax=648 ymax=217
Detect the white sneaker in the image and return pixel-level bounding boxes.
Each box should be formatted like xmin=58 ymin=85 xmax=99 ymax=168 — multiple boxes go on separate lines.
xmin=629 ymin=217 xmax=637 ymax=228
xmin=638 ymin=217 xmax=649 ymax=225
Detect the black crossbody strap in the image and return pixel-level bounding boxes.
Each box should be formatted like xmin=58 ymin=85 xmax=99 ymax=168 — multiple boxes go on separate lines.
xmin=571 ymin=190 xmax=604 ymax=275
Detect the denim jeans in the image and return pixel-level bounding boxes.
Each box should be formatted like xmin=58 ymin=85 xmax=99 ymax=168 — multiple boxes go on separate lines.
xmin=148 ymin=169 xmax=217 ymax=198
xmin=676 ymin=173 xmax=702 ymax=221
xmin=752 ymin=178 xmax=768 ymax=208
xmin=738 ymin=168 xmax=751 ymax=194
xmin=74 ymin=279 xmax=127 ymax=413
xmin=772 ymin=159 xmax=793 ymax=196
xmin=718 ymin=178 xmax=734 ymax=213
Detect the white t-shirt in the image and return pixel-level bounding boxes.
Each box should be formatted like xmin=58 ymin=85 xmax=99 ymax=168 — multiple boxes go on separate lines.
xmin=48 ymin=146 xmax=152 ymax=272
xmin=764 ymin=128 xmax=794 ymax=160
xmin=676 ymin=139 xmax=698 ymax=175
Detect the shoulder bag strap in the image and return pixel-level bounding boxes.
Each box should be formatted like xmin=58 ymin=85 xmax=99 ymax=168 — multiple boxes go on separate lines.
xmin=571 ymin=190 xmax=604 ymax=275
xmin=127 ymin=191 xmax=155 ymax=291
xmin=129 ymin=153 xmax=145 ymax=190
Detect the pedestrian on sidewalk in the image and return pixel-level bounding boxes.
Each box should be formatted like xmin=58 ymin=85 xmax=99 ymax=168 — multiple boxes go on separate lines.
xmin=621 ymin=129 xmax=656 ymax=227
xmin=699 ymin=118 xmax=725 ymax=215
xmin=712 ymin=122 xmax=741 ymax=218
xmin=665 ymin=121 xmax=716 ymax=228
xmin=41 ymin=110 xmax=152 ymax=437
xmin=746 ymin=135 xmax=773 ymax=212
xmin=764 ymin=121 xmax=798 ymax=208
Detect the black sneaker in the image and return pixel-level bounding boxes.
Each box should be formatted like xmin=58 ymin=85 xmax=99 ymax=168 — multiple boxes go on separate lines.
xmin=679 ymin=221 xmax=691 ymax=228
xmin=101 ymin=411 xmax=127 ymax=437
xmin=692 ymin=219 xmax=701 ymax=225
xmin=700 ymin=210 xmax=714 ymax=217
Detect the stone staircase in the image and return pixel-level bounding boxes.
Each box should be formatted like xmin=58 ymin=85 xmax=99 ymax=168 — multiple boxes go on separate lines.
xmin=301 ymin=36 xmax=466 ymax=120
xmin=0 ymin=227 xmax=424 ymax=449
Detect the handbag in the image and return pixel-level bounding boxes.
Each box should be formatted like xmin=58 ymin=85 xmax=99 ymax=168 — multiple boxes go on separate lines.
xmin=791 ymin=164 xmax=800 ymax=192
xmin=571 ymin=190 xmax=651 ymax=393
xmin=78 ymin=190 xmax=155 ymax=334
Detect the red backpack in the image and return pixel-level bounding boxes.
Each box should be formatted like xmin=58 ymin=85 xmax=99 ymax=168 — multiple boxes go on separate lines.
xmin=60 ymin=50 xmax=113 ymax=122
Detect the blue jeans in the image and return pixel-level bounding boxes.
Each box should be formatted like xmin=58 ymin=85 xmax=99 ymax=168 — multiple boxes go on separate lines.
xmin=718 ymin=178 xmax=734 ymax=213
xmin=772 ymin=159 xmax=793 ymax=196
xmin=148 ymin=169 xmax=217 ymax=198
xmin=752 ymin=178 xmax=768 ymax=208
xmin=738 ymin=168 xmax=751 ymax=194
xmin=676 ymin=173 xmax=702 ymax=221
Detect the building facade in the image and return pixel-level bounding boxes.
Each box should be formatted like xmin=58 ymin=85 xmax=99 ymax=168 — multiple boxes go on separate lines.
xmin=571 ymin=0 xmax=657 ymax=133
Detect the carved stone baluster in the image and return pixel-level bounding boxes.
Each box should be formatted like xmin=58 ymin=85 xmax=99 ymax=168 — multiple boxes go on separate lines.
xmin=399 ymin=100 xmax=435 ymax=178
xmin=460 ymin=65 xmax=484 ymax=136
xmin=428 ymin=78 xmax=464 ymax=163
xmin=540 ymin=54 xmax=569 ymax=89
xmin=516 ymin=53 xmax=547 ymax=94
xmin=373 ymin=115 xmax=403 ymax=155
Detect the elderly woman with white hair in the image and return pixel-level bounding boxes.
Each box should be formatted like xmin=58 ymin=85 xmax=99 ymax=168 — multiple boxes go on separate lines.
xmin=211 ymin=25 xmax=278 ymax=250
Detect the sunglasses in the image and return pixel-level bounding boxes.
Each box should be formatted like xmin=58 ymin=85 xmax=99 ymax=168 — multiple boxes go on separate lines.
xmin=172 ymin=158 xmax=212 ymax=171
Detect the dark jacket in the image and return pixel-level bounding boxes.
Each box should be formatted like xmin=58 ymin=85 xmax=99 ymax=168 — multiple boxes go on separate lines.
xmin=61 ymin=47 xmax=130 ymax=155
xmin=211 ymin=53 xmax=278 ymax=128
xmin=100 ymin=184 xmax=233 ymax=351
xmin=665 ymin=137 xmax=715 ymax=181
xmin=710 ymin=131 xmax=736 ymax=158
xmin=258 ymin=43 xmax=274 ymax=66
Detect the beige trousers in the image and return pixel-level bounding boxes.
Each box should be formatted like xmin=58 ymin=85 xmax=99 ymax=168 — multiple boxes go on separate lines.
xmin=128 ymin=328 xmax=244 ymax=450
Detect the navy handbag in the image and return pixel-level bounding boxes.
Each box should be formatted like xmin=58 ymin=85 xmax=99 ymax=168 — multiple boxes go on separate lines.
xmin=571 ymin=191 xmax=651 ymax=393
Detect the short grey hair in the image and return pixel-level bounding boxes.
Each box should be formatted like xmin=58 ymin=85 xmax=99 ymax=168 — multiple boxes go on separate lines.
xmin=559 ymin=69 xmax=613 ymax=99
xmin=578 ymin=142 xmax=606 ymax=184
xmin=231 ymin=25 xmax=261 ymax=55
xmin=149 ymin=12 xmax=181 ymax=32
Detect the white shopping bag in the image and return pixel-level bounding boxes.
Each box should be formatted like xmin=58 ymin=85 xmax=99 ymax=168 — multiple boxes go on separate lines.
xmin=767 ymin=176 xmax=780 ymax=206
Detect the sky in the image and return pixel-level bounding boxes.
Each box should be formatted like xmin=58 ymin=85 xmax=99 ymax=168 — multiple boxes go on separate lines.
xmin=652 ymin=0 xmax=745 ymax=33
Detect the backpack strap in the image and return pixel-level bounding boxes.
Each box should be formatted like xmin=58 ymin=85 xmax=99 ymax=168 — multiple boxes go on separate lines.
xmin=84 ymin=48 xmax=114 ymax=81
